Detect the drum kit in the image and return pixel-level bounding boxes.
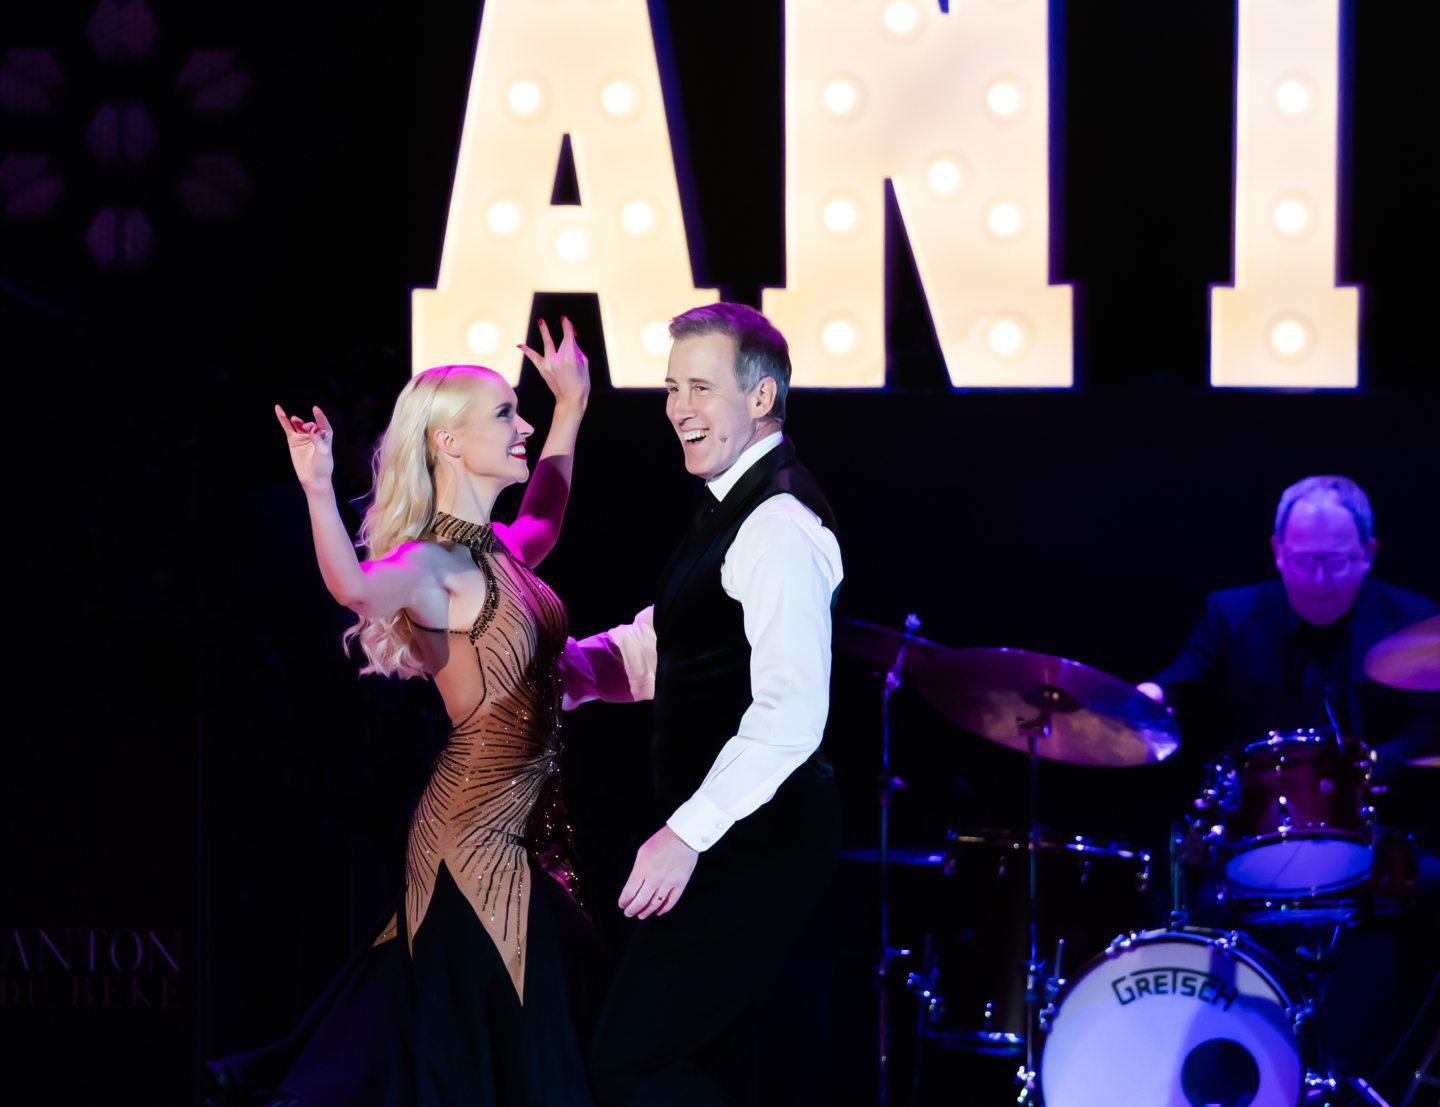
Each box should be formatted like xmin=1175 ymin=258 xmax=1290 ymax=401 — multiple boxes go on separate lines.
xmin=835 ymin=613 xmax=1440 ymax=1107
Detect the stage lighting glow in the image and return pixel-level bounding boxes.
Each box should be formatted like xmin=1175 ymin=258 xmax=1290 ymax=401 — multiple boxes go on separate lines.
xmin=466 ymin=320 xmax=499 ymax=354
xmin=986 ymin=199 xmax=1023 ymax=239
xmin=621 ymin=199 xmax=656 ymax=235
xmin=765 ymin=0 xmax=1072 ymax=387
xmin=1274 ymin=77 xmax=1312 ymax=117
xmin=822 ymin=195 xmax=860 ymax=234
xmin=413 ymin=0 xmax=716 ymax=385
xmin=1270 ymin=316 xmax=1312 ymax=358
xmin=821 ymin=319 xmax=857 ymax=355
xmin=554 ymin=228 xmax=590 ymax=263
xmin=821 ymin=76 xmax=863 ymax=118
xmin=1272 ymin=196 xmax=1309 ymax=237
xmin=985 ymin=78 xmax=1024 ymax=120
xmin=926 ymin=157 xmax=966 ymax=196
xmin=1211 ymin=0 xmax=1358 ymax=387
xmin=487 ymin=200 xmax=522 ymax=236
xmin=987 ymin=317 xmax=1028 ymax=358
xmin=600 ymin=79 xmax=638 ymax=118
xmin=506 ymin=80 xmax=543 ymax=119
xmin=642 ymin=321 xmax=671 ymax=355
xmin=882 ymin=2 xmax=920 ymax=36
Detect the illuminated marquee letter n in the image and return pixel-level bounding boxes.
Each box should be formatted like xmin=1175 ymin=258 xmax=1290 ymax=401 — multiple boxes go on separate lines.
xmin=764 ymin=0 xmax=1072 ymax=387
xmin=412 ymin=0 xmax=716 ymax=385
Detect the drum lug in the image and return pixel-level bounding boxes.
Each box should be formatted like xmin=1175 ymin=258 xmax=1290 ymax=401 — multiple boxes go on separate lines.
xmin=1211 ymin=929 xmax=1243 ymax=951
xmin=1105 ymin=930 xmax=1139 ymax=955
xmin=1287 ymin=997 xmax=1316 ymax=1030
xmin=903 ymin=969 xmax=948 ymax=1027
xmin=1012 ymin=1064 xmax=1037 ymax=1104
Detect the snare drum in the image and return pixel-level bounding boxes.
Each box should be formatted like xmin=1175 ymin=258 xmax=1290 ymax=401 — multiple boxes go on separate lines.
xmin=1040 ymin=928 xmax=1308 ymax=1107
xmin=1209 ymin=729 xmax=1375 ymax=895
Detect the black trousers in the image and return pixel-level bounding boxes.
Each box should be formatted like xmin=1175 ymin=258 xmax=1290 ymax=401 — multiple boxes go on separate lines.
xmin=589 ymin=760 xmax=840 ymax=1107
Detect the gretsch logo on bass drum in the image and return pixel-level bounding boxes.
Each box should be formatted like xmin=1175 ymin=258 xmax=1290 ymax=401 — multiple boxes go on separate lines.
xmin=1111 ymin=967 xmax=1239 ymax=1010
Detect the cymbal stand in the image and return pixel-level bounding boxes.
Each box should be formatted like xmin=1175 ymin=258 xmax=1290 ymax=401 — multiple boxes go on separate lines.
xmin=876 ymin=613 xmax=920 ymax=1107
xmin=1014 ymin=687 xmax=1066 ymax=1102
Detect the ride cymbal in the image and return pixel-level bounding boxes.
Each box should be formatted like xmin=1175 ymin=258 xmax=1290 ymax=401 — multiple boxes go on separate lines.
xmin=914 ymin=647 xmax=1180 ymax=767
xmin=1363 ymin=615 xmax=1440 ymax=692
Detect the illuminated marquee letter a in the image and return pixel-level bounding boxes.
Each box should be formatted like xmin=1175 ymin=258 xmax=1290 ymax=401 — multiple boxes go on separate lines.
xmin=413 ymin=0 xmax=716 ymax=384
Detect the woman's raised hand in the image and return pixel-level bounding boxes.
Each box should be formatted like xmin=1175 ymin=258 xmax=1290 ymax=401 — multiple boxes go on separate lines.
xmin=274 ymin=404 xmax=336 ymax=491
xmin=518 ymin=317 xmax=590 ymax=409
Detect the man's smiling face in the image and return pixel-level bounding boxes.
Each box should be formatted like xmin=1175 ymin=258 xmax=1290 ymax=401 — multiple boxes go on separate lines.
xmin=664 ymin=332 xmax=776 ymax=481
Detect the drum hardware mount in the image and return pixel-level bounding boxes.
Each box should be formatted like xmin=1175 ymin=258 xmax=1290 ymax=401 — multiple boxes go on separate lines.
xmin=870 ymin=612 xmax=923 ymax=1107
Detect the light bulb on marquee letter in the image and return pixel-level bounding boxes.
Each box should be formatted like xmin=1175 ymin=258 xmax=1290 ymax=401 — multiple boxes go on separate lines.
xmin=1210 ymin=0 xmax=1359 ymax=388
xmin=764 ymin=0 xmax=1072 ymax=387
xmin=412 ymin=0 xmax=716 ymax=384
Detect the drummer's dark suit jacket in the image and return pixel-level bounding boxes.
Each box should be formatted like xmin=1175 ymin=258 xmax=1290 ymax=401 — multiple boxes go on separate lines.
xmin=1155 ymin=577 xmax=1438 ymax=837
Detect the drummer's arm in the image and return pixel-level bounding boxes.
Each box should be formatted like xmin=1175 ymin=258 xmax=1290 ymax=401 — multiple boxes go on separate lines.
xmin=1140 ymin=594 xmax=1228 ymax=707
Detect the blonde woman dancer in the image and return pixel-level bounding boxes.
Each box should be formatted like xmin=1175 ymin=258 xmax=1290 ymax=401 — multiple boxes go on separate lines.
xmin=207 ymin=319 xmax=597 ymax=1107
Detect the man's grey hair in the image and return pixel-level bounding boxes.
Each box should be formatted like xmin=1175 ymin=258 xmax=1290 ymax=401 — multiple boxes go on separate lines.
xmin=669 ymin=302 xmax=791 ymax=423
xmin=1274 ymin=475 xmax=1374 ymax=544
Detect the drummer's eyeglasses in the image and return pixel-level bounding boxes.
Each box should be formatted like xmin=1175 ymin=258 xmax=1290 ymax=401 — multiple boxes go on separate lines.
xmin=1282 ymin=550 xmax=1362 ymax=577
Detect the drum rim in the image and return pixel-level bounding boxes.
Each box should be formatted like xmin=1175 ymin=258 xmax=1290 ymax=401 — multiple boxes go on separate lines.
xmin=1225 ymin=827 xmax=1373 ymax=848
xmin=1230 ymin=727 xmax=1371 ymax=759
xmin=944 ymin=826 xmax=1151 ymax=862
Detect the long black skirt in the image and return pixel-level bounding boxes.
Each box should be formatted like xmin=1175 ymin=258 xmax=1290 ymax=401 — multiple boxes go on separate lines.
xmin=205 ymin=858 xmax=599 ymax=1106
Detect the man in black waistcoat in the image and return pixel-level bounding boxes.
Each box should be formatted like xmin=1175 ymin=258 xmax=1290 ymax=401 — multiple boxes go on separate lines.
xmin=562 ymin=303 xmax=843 ymax=1105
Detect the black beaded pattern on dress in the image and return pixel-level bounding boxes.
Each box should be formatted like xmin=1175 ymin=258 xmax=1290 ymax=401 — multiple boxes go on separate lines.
xmin=406 ymin=512 xmax=578 ymax=1000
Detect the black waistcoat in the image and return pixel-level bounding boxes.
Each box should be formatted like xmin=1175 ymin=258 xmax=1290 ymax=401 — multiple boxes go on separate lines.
xmin=651 ymin=440 xmax=837 ymax=814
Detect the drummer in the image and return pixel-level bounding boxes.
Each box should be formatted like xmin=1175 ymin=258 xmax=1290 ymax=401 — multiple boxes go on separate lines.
xmin=1138 ymin=474 xmax=1437 ymax=779
xmin=1139 ymin=475 xmax=1438 ymax=1084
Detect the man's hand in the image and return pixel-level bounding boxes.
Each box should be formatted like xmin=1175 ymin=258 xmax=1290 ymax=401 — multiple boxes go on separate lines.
xmin=619 ymin=825 xmax=698 ymax=919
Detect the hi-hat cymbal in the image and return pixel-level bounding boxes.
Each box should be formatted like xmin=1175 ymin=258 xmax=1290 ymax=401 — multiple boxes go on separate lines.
xmin=914 ymin=647 xmax=1180 ymax=768
xmin=833 ymin=618 xmax=948 ymax=669
xmin=1363 ymin=615 xmax=1440 ymax=692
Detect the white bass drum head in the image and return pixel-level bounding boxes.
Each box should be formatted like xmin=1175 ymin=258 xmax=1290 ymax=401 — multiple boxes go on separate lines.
xmin=1040 ymin=930 xmax=1302 ymax=1107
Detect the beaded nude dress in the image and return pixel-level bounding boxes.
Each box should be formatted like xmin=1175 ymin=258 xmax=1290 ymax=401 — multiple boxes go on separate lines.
xmin=403 ymin=511 xmax=580 ymax=1000
xmin=205 ymin=511 xmax=595 ymax=1107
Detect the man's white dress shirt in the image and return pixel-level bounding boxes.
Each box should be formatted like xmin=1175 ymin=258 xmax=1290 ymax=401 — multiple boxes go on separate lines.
xmin=561 ymin=432 xmax=844 ymax=851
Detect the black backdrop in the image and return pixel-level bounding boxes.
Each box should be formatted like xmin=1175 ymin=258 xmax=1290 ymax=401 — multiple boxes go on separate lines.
xmin=2 ymin=1 xmax=1437 ymax=1103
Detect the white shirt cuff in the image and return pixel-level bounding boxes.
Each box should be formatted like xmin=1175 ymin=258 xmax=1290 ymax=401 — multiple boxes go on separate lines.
xmin=666 ymin=792 xmax=735 ymax=852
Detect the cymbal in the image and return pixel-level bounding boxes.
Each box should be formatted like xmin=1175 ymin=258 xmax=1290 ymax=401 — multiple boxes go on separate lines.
xmin=1407 ymin=754 xmax=1440 ymax=769
xmin=914 ymin=647 xmax=1180 ymax=768
xmin=1363 ymin=615 xmax=1440 ymax=692
xmin=833 ymin=618 xmax=948 ymax=669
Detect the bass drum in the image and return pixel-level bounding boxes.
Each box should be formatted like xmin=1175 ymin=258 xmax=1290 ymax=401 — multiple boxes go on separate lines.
xmin=1040 ymin=929 xmax=1307 ymax=1107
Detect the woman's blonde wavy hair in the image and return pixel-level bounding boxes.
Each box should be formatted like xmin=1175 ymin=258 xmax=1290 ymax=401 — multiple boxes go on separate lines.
xmin=343 ymin=364 xmax=496 ymax=679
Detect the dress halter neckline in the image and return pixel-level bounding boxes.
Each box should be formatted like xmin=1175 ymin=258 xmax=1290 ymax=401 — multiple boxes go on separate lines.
xmin=432 ymin=510 xmax=498 ymax=552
